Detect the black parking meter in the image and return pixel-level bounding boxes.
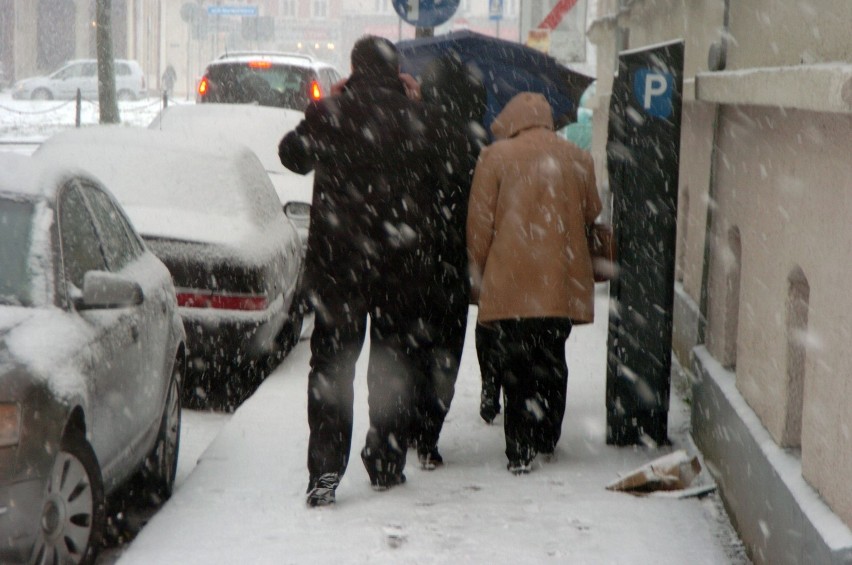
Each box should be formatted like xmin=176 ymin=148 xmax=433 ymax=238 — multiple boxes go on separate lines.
xmin=605 ymin=40 xmax=684 ymax=446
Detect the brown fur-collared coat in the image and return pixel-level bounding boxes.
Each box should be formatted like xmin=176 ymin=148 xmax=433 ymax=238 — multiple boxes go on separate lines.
xmin=467 ymin=92 xmax=602 ymax=324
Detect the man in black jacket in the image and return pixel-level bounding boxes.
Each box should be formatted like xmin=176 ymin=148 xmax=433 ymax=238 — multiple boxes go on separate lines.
xmin=279 ymin=36 xmax=440 ymax=507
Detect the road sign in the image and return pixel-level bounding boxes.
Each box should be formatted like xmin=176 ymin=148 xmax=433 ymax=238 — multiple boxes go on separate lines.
xmin=207 ymin=5 xmax=258 ymax=17
xmin=633 ymin=69 xmax=674 ymax=118
xmin=489 ymin=0 xmax=503 ymax=21
xmin=392 ymin=0 xmax=460 ymax=28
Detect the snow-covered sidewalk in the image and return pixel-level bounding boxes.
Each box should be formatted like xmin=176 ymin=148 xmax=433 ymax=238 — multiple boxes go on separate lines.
xmin=117 ymin=289 xmax=746 ymax=564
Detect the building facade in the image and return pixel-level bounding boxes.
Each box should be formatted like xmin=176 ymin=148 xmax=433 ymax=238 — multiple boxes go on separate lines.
xmin=588 ymin=1 xmax=852 ymax=562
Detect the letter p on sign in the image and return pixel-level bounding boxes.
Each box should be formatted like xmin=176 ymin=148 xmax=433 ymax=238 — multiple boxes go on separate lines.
xmin=633 ymin=69 xmax=673 ymax=118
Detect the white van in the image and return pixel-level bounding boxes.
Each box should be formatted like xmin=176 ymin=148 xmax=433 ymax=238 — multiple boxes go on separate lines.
xmin=12 ymin=59 xmax=147 ymax=101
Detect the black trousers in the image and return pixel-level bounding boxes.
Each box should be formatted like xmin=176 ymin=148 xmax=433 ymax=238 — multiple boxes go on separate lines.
xmin=306 ymin=266 xmax=425 ymax=483
xmin=475 ymin=318 xmax=573 ymax=463
xmin=411 ymin=265 xmax=469 ymax=452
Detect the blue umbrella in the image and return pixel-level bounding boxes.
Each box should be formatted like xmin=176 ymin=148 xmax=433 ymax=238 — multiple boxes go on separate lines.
xmin=397 ymin=30 xmax=595 ymax=133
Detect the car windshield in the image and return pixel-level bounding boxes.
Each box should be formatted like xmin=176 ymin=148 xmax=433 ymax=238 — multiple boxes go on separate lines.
xmin=206 ymin=63 xmax=313 ymax=109
xmin=0 ymin=197 xmax=35 ymax=307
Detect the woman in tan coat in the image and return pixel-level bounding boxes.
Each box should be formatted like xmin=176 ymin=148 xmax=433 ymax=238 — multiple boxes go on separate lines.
xmin=467 ymin=91 xmax=602 ymax=474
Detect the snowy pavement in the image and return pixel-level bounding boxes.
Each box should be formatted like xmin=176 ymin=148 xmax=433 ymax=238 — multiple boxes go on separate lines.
xmin=116 ymin=289 xmax=748 ymax=564
xmin=0 ymin=91 xmax=747 ymax=565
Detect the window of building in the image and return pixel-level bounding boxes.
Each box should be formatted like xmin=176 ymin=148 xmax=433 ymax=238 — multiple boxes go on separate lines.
xmin=311 ymin=0 xmax=328 ymax=18
xmin=279 ymin=0 xmax=296 ymax=18
xmin=374 ymin=0 xmax=392 ymax=13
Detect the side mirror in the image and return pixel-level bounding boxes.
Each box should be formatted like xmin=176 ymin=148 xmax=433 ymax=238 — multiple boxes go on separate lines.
xmin=77 ymin=271 xmax=143 ymax=309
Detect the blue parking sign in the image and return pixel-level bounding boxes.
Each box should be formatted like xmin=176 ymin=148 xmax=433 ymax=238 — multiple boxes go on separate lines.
xmin=489 ymin=0 xmax=503 ymax=20
xmin=632 ymin=68 xmax=673 ymax=118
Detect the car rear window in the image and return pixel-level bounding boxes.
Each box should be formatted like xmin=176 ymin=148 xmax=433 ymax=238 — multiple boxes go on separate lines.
xmin=0 ymin=197 xmax=35 ymax=306
xmin=203 ymin=63 xmax=314 ymax=109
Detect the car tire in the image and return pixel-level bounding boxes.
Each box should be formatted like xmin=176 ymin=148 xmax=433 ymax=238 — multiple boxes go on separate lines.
xmin=284 ymin=298 xmax=305 ymax=351
xmin=272 ymin=297 xmax=304 ymax=362
xmin=139 ymin=359 xmax=182 ymax=502
xmin=31 ymin=88 xmax=53 ymax=101
xmin=29 ymin=432 xmax=105 ymax=565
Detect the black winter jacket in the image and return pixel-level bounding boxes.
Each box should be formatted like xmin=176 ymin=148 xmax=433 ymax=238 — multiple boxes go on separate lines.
xmin=278 ymin=73 xmax=443 ymax=293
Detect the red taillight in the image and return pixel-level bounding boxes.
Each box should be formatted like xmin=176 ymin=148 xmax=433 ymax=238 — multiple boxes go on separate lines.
xmin=197 ymin=77 xmax=209 ymax=97
xmin=310 ymin=80 xmax=322 ymax=100
xmin=248 ymin=60 xmax=272 ymax=69
xmin=177 ymin=290 xmax=268 ymax=311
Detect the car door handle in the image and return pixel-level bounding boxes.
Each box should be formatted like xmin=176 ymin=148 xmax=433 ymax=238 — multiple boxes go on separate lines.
xmin=130 ymin=323 xmax=140 ymax=342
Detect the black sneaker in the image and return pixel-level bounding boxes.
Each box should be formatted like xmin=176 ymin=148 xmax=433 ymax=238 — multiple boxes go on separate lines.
xmin=480 ymin=401 xmax=501 ymax=424
xmin=361 ymin=447 xmax=406 ymax=491
xmin=507 ymin=460 xmax=532 ymax=475
xmin=371 ymin=472 xmax=406 ymax=492
xmin=306 ymin=472 xmax=339 ymax=507
xmin=417 ymin=446 xmax=444 ymax=471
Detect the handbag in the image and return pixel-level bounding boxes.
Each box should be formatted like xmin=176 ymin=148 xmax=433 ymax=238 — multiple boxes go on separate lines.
xmin=587 ymin=222 xmax=617 ymax=283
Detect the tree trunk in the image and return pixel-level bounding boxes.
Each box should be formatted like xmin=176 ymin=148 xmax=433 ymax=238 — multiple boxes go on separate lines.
xmin=96 ymin=0 xmax=120 ymax=124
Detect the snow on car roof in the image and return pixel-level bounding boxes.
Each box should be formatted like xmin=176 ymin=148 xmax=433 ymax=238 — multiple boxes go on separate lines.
xmin=149 ymin=104 xmax=313 ymax=205
xmin=0 ymin=153 xmax=48 ymax=199
xmin=0 ymin=152 xmax=75 ymax=201
xmin=35 ymin=126 xmax=284 ymax=245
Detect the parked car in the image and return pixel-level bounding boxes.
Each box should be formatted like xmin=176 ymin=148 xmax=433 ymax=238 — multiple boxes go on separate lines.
xmin=196 ymin=51 xmax=342 ymax=111
xmin=0 ymin=153 xmax=185 ymax=564
xmin=37 ymin=128 xmax=306 ymax=408
xmin=11 ymin=58 xmax=147 ymax=101
xmin=149 ymin=103 xmax=312 ymax=251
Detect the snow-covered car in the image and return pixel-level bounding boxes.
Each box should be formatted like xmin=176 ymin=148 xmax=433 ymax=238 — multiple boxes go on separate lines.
xmin=36 ymin=128 xmax=305 ymax=407
xmin=11 ymin=58 xmax=147 ymax=101
xmin=196 ymin=51 xmax=342 ymax=111
xmin=0 ymin=153 xmax=185 ymax=564
xmin=149 ymin=103 xmax=312 ymax=251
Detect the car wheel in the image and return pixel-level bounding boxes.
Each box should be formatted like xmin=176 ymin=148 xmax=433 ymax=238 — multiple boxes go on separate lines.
xmin=284 ymin=298 xmax=305 ymax=350
xmin=31 ymin=88 xmax=53 ymax=101
xmin=140 ymin=360 xmax=182 ymax=502
xmin=30 ymin=432 xmax=105 ymax=565
xmin=272 ymin=297 xmax=304 ymax=361
xmin=117 ymin=89 xmax=136 ymax=101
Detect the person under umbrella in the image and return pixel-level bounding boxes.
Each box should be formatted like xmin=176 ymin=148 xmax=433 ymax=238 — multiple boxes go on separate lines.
xmin=467 ymin=92 xmax=602 ymax=474
xmin=278 ymin=36 xmax=443 ymax=506
xmin=410 ymin=53 xmax=488 ymax=470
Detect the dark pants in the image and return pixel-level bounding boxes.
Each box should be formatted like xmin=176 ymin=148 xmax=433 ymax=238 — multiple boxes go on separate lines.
xmin=475 ymin=318 xmax=573 ymax=463
xmin=411 ymin=266 xmax=469 ymax=452
xmin=306 ymin=266 xmax=425 ymax=483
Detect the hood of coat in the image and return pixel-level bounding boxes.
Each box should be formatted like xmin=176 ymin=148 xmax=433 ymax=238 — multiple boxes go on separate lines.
xmin=490 ymin=92 xmax=554 ymax=140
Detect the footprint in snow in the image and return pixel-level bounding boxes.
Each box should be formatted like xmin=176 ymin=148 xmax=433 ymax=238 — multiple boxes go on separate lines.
xmin=384 ymin=524 xmax=407 ymax=548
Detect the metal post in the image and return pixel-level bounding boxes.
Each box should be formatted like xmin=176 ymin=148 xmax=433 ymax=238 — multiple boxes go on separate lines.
xmin=163 ymin=89 xmax=168 ymax=108
xmin=75 ymin=89 xmax=82 ymax=128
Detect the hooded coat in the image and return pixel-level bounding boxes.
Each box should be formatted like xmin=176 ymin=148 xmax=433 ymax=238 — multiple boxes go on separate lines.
xmin=467 ymin=92 xmax=602 ymax=324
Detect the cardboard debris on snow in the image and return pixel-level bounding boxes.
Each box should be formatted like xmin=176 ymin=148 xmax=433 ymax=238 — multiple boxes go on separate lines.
xmin=606 ymin=449 xmax=716 ymax=498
